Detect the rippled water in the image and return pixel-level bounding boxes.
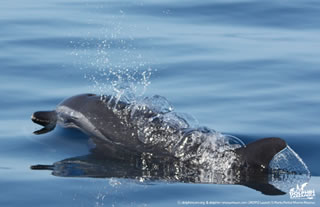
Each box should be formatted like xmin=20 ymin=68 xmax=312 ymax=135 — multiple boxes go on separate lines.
xmin=1 ymin=0 xmax=319 ymax=206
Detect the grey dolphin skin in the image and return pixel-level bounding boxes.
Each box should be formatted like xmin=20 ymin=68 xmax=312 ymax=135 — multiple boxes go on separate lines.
xmin=31 ymin=94 xmax=300 ymax=195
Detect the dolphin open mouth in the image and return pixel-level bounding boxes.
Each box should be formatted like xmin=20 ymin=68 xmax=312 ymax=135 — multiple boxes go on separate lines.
xmin=32 ymin=114 xmax=51 ymax=126
xmin=31 ymin=111 xmax=57 ymax=135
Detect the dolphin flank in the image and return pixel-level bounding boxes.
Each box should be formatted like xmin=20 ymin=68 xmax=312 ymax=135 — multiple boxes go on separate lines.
xmin=31 ymin=93 xmax=289 ymax=173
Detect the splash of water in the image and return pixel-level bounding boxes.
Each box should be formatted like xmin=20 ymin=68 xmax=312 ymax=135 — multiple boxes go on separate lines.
xmin=127 ymin=95 xmax=245 ymax=174
xmin=267 ymin=146 xmax=311 ymax=192
xmin=269 ymin=146 xmax=310 ymax=175
xmin=70 ymin=11 xmax=154 ymax=102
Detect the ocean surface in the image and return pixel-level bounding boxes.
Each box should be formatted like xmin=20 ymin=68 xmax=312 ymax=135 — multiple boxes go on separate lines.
xmin=1 ymin=0 xmax=319 ymax=206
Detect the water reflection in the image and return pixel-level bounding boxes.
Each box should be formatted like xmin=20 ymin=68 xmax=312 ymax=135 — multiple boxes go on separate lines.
xmin=31 ymin=140 xmax=309 ymax=196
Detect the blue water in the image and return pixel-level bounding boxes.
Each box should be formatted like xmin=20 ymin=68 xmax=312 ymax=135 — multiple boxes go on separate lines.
xmin=1 ymin=0 xmax=319 ymax=206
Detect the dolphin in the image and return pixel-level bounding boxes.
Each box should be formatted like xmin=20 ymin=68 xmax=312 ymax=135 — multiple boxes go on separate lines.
xmin=31 ymin=93 xmax=310 ymax=195
xmin=31 ymin=94 xmax=287 ymax=171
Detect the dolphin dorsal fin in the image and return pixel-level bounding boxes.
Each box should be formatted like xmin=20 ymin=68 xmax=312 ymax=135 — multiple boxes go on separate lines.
xmin=236 ymin=137 xmax=287 ymax=169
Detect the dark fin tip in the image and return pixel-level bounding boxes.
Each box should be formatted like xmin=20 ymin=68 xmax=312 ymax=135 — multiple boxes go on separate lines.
xmin=244 ymin=182 xmax=286 ymax=196
xmin=30 ymin=165 xmax=54 ymax=170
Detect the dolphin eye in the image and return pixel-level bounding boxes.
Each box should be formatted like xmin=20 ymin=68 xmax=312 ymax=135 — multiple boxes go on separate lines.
xmin=87 ymin=94 xmax=95 ymax=97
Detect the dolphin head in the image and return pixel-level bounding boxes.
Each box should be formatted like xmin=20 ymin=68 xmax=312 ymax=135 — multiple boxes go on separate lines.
xmin=31 ymin=94 xmax=96 ymax=135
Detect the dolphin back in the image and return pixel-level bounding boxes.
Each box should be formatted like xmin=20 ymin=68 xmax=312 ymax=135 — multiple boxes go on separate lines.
xmin=235 ymin=137 xmax=287 ymax=172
